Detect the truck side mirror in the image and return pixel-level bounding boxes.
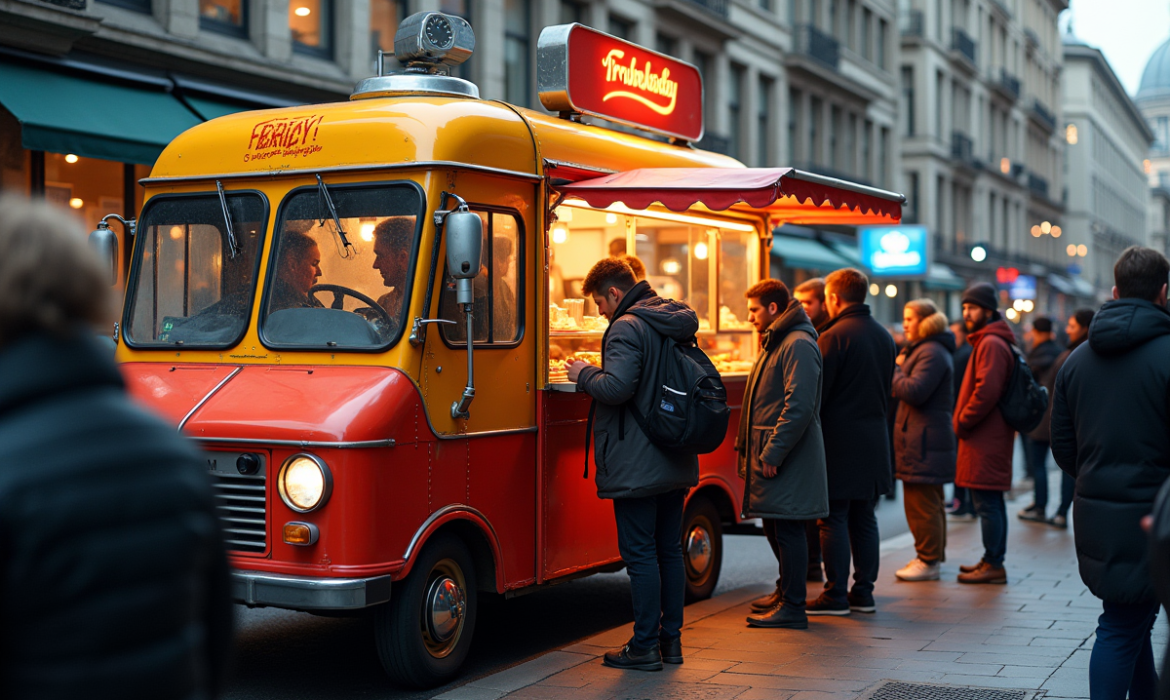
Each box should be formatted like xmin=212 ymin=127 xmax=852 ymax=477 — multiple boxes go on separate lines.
xmin=446 ymin=210 xmax=482 ymax=303
xmin=88 ymin=222 xmax=119 ymax=287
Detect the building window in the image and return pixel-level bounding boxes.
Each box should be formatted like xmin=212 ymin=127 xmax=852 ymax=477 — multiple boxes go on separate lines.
xmin=877 ymin=18 xmax=888 ymax=68
xmin=935 ymin=70 xmax=944 ymax=139
xmin=560 ymin=0 xmax=584 ymax=23
xmin=846 ymin=0 xmax=856 ymax=49
xmin=200 ymin=0 xmax=246 ymax=35
xmin=1152 ymin=116 xmax=1170 ymax=154
xmin=862 ymin=119 xmax=873 ymax=180
xmin=810 ymin=97 xmax=822 ymax=166
xmin=656 ymin=33 xmax=678 ymax=57
xmin=760 ymin=0 xmax=773 ymax=10
xmin=829 ymin=105 xmax=841 ymax=170
xmin=787 ymin=88 xmax=800 ymax=164
xmin=861 ymin=9 xmax=872 ymax=60
xmin=609 ymin=15 xmax=633 ymax=40
xmin=290 ymin=0 xmax=332 ymax=57
xmin=829 ymin=0 xmax=838 ymax=37
xmin=729 ymin=65 xmax=745 ymax=160
xmin=846 ymin=113 xmax=857 ymax=175
xmin=905 ymin=172 xmax=920 ymax=223
xmin=879 ymin=126 xmax=889 ymax=186
xmin=97 ymin=0 xmax=150 ymax=13
xmin=504 ymin=0 xmax=531 ymax=106
xmin=757 ymin=76 xmax=773 ymax=167
xmin=901 ymin=67 xmax=914 ymax=136
xmin=370 ymin=0 xmax=405 ymax=64
xmin=937 ymin=175 xmax=946 ymax=234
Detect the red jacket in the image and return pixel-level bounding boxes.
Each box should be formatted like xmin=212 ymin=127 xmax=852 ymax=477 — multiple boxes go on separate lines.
xmin=953 ymin=318 xmax=1016 ymax=491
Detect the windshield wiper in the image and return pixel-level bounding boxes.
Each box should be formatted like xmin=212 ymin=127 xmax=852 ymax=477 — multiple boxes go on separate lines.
xmin=215 ymin=180 xmax=242 ymax=260
xmin=316 ymin=174 xmax=356 ymax=258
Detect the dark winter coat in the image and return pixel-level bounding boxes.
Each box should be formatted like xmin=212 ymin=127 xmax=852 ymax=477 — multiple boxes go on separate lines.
xmin=1024 ymin=339 xmax=1064 ymax=443
xmin=817 ymin=303 xmax=897 ymax=501
xmin=578 ymin=281 xmax=701 ymax=499
xmin=954 ymin=318 xmax=1017 ymax=491
xmin=736 ymin=300 xmax=829 ymax=520
xmin=1051 ymin=299 xmax=1170 ymax=604
xmin=892 ymin=331 xmax=956 ymax=484
xmin=952 ymin=342 xmax=972 ymax=405
xmin=0 ymin=332 xmax=232 ymax=700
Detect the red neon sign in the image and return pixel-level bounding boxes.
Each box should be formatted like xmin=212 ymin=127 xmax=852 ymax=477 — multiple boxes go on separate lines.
xmin=537 ymin=24 xmax=704 ymax=143
xmin=996 ymin=267 xmax=1019 ymax=284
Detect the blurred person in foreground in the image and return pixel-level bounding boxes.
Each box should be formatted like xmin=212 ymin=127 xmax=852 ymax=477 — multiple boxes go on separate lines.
xmin=1051 ymin=247 xmax=1170 ymax=700
xmin=0 ymin=196 xmax=233 ymax=699
xmin=1045 ymin=308 xmax=1094 ymax=529
xmin=891 ymin=300 xmax=956 ymax=582
xmin=791 ymin=277 xmax=829 ymax=581
xmin=739 ymin=280 xmax=828 ymax=629
xmin=946 ymin=320 xmax=975 ymax=519
xmin=1017 ymin=316 xmax=1063 ymax=524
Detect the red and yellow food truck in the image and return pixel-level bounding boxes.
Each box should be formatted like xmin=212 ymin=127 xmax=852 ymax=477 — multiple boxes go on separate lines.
xmin=102 ymin=13 xmax=902 ymax=688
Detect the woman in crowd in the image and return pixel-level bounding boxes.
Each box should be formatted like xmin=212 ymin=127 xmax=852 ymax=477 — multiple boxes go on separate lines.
xmin=891 ymin=299 xmax=957 ymax=581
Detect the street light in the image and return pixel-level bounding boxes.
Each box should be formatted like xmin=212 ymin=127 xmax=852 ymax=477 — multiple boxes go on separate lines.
xmin=971 ymin=245 xmax=988 ymax=262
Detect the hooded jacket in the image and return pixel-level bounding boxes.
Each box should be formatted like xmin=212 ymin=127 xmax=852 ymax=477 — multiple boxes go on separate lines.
xmin=1024 ymin=338 xmax=1064 ymax=442
xmin=736 ymin=300 xmax=828 ymax=520
xmin=0 ymin=332 xmax=232 ymax=700
xmin=577 ymin=281 xmax=701 ymax=499
xmin=1051 ymin=299 xmax=1170 ymax=604
xmin=817 ymin=303 xmax=897 ymax=500
xmin=954 ymin=317 xmax=1017 ymax=491
xmin=892 ymin=330 xmax=956 ymax=484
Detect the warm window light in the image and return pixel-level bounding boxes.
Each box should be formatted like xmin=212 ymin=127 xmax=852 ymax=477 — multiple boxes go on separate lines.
xmin=1040 ymin=221 xmax=1051 ymax=235
xmin=605 ymin=213 xmax=618 ymax=225
xmin=1031 ymin=225 xmax=1041 ymax=237
xmin=1067 ymin=244 xmax=1077 ymax=256
xmin=294 ymin=6 xmax=311 ymax=15
xmin=1077 ymin=244 xmax=1088 ymax=257
xmin=661 ymin=258 xmax=681 ymax=275
xmin=884 ymin=284 xmax=898 ymax=298
xmin=694 ymin=241 xmax=709 ymax=260
xmin=360 ymin=223 xmax=376 ymax=242
xmin=869 ymin=283 xmax=880 ymax=296
xmin=64 ymin=154 xmax=79 ymax=164
xmin=551 ymin=226 xmax=569 ymax=244
xmin=1000 ymin=157 xmax=1011 ymax=174
xmin=1051 ymin=225 xmax=1061 ymax=238
xmin=69 ymin=198 xmax=83 ymax=209
xmin=1145 ymin=159 xmax=1153 ymax=174
xmin=1066 ymin=124 xmax=1078 ymax=145
xmin=563 ymin=200 xmax=757 ymax=233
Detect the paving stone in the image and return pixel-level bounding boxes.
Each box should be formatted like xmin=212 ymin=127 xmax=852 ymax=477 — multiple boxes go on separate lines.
xmin=731 ymin=689 xmax=795 ymax=700
xmin=1061 ymin=649 xmax=1092 ymax=669
xmin=703 ymin=672 xmax=870 ymax=693
xmin=435 ymin=687 xmax=508 ymax=700
xmin=468 ymin=652 xmax=594 ymax=692
xmin=1041 ymin=666 xmax=1091 ymax=697
xmin=954 ymin=652 xmax=1067 ymax=667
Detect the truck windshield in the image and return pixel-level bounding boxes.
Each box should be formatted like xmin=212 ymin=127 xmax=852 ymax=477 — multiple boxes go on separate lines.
xmin=125 ymin=193 xmax=267 ymax=347
xmin=259 ymin=182 xmax=422 ymax=350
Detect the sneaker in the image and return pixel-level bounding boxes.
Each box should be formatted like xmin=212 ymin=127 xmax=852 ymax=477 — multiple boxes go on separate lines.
xmin=806 ymin=564 xmax=824 ymax=583
xmin=659 ymin=636 xmax=683 ymax=665
xmin=749 ymin=587 xmax=781 ymax=612
xmin=957 ymin=561 xmax=1007 ymax=585
xmin=896 ymin=558 xmax=941 ymax=581
xmin=806 ymin=594 xmax=851 ymax=616
xmin=1048 ymin=514 xmax=1068 ymax=529
xmin=847 ymin=591 xmax=876 ymax=613
xmin=1018 ymin=505 xmax=1046 ymax=523
xmin=746 ymin=604 xmax=809 ymax=629
xmin=602 ymin=641 xmax=663 ymax=672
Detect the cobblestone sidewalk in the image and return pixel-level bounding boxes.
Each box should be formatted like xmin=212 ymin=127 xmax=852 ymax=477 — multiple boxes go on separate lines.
xmin=436 ymin=490 xmax=1166 ymax=700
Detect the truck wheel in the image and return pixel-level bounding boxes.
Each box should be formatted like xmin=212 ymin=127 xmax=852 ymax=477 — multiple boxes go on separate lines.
xmin=682 ymin=495 xmax=723 ymax=603
xmin=375 ymin=533 xmax=477 ymax=688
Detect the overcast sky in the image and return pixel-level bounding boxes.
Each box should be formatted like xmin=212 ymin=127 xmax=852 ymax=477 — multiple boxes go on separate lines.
xmin=1064 ymin=0 xmax=1169 ymax=96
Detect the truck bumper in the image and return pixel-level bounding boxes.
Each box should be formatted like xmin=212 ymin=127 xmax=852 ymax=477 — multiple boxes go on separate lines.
xmin=231 ymin=571 xmax=393 ymax=610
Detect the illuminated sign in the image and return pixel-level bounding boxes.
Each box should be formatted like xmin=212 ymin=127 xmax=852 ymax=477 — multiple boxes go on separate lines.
xmin=996 ymin=267 xmax=1020 ymax=284
xmin=1010 ymin=275 xmax=1037 ymax=300
xmin=537 ymin=23 xmax=703 ymax=142
xmin=859 ymin=225 xmax=929 ymax=278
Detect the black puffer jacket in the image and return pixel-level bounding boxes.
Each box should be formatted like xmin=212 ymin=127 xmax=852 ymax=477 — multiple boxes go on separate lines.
xmin=1051 ymin=299 xmax=1170 ymax=604
xmin=817 ymin=303 xmax=897 ymax=500
xmin=1025 ymin=339 xmax=1064 ymax=442
xmin=577 ymin=282 xmax=701 ymax=499
xmin=0 ymin=332 xmax=232 ymax=699
xmin=892 ymin=331 xmax=956 ymax=484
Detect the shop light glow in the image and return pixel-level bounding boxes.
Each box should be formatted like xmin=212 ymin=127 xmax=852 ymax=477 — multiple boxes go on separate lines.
xmin=661 ymin=258 xmax=681 ymax=275
xmin=1013 ymin=299 xmax=1025 ymax=311
xmin=694 ymin=241 xmax=709 ymax=260
xmin=1031 ymin=225 xmax=1041 ymax=237
xmin=869 ymin=283 xmax=880 ymax=296
xmin=69 ymin=198 xmax=83 ymax=209
xmin=605 ymin=213 xmax=618 ymax=225
xmin=884 ymin=284 xmax=897 ymax=298
xmin=1000 ymin=158 xmax=1011 ymax=174
xmin=360 ymin=223 xmax=376 ymax=242
xmin=1067 ymin=244 xmax=1077 ymax=256
xmin=294 ymin=6 xmax=311 ymax=15
xmin=1066 ymin=124 xmax=1078 ymax=145
xmin=551 ymin=225 xmax=569 ymax=244
xmin=970 ymin=245 xmax=987 ymax=262
xmin=1078 ymin=244 xmax=1088 ymax=257
xmin=170 ymin=225 xmax=184 ymax=241
xmin=1051 ymin=226 xmax=1061 ymax=238
xmin=1006 ymin=308 xmax=1019 ymax=321
xmin=1040 ymin=221 xmax=1052 ymax=235
xmin=563 ymin=200 xmax=757 ymax=233
xmin=1022 ymin=300 xmax=1034 ymax=312
xmin=64 ymin=154 xmax=79 ymax=164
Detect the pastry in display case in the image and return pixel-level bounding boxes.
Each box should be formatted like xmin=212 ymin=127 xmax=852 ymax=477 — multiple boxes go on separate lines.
xmin=718 ymin=305 xmax=753 ymax=331
xmin=549 ymin=301 xmax=608 ymax=334
xmin=548 ymin=351 xmax=602 ymax=384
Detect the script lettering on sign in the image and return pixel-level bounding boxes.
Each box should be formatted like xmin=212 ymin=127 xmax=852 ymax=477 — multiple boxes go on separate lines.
xmin=601 ymin=50 xmax=679 ymax=116
xmin=245 ymin=114 xmax=325 ymax=162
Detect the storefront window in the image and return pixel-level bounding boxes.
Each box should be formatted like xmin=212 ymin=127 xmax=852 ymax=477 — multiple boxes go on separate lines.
xmin=370 ymin=0 xmax=405 ymax=64
xmin=290 ymin=0 xmax=332 ymax=57
xmin=439 ymin=211 xmax=523 ymax=345
xmin=201 ymin=0 xmax=247 ymax=36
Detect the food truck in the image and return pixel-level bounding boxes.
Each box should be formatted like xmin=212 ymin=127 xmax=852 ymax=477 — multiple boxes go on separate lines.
xmin=99 ymin=12 xmax=903 ymax=688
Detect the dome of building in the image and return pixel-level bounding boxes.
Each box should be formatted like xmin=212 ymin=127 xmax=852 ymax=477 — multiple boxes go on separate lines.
xmin=1139 ymin=38 xmax=1170 ymax=99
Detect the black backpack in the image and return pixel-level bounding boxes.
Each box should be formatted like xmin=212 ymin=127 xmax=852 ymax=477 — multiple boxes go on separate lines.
xmin=628 ymin=333 xmax=730 ymax=454
xmin=997 ymin=342 xmax=1049 ymax=433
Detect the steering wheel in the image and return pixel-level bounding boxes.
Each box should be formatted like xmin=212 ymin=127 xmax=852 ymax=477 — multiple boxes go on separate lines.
xmin=309 ymin=284 xmax=393 ymax=327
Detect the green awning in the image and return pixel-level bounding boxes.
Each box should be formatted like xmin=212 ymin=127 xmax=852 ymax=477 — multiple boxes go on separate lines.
xmin=0 ymin=60 xmax=201 ymax=165
xmin=924 ymin=263 xmax=966 ymax=290
xmin=183 ymin=95 xmax=252 ymax=121
xmin=770 ymin=234 xmax=852 ymax=272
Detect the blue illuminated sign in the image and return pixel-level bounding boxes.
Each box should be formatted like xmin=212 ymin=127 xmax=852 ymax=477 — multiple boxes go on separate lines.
xmin=1010 ymin=275 xmax=1037 ymax=300
xmin=859 ymin=225 xmax=930 ymax=278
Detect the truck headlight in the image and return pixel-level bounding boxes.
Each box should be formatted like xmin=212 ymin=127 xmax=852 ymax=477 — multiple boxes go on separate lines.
xmin=278 ymin=454 xmax=332 ymax=512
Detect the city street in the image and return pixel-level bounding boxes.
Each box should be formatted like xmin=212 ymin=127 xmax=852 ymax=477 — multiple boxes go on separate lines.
xmin=223 ymin=493 xmax=914 ymax=700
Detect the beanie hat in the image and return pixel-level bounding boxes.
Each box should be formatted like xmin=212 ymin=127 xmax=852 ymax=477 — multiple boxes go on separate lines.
xmin=1032 ymin=317 xmax=1052 ymax=333
xmin=961 ymin=282 xmax=998 ymax=311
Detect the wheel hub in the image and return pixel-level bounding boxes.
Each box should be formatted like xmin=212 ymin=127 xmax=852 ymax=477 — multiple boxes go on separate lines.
xmin=686 ymin=525 xmax=712 ymax=575
xmin=425 ymin=576 xmax=465 ymax=643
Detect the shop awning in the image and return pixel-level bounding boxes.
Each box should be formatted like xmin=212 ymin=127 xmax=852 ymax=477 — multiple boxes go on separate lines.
xmin=1071 ymin=277 xmax=1097 ymax=298
xmin=924 ymin=264 xmax=966 ymax=290
xmin=771 ymin=234 xmax=854 ymax=271
xmin=1047 ymin=274 xmax=1076 ymax=295
xmin=0 ymin=59 xmax=201 ymax=165
xmin=556 ymin=168 xmax=904 ymax=226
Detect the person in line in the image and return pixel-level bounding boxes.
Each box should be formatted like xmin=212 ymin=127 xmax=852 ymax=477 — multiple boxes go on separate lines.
xmin=946 ymin=320 xmax=976 ymax=520
xmin=808 ymin=268 xmax=896 ymax=615
xmin=567 ymin=258 xmax=699 ymax=671
xmin=270 ymin=229 xmax=324 ymax=311
xmin=953 ymin=283 xmax=1016 ymax=584
xmin=1018 ymin=316 xmax=1063 ymax=523
xmin=0 ymin=196 xmax=233 ymax=698
xmin=1046 ymin=308 xmax=1094 ymax=529
xmin=619 ymin=254 xmax=647 ymax=282
xmin=891 ymin=299 xmax=956 ymax=582
xmin=1051 ymin=247 xmax=1170 ymax=700
xmin=740 ymin=280 xmax=828 ymax=629
xmin=792 ymin=277 xmax=829 ymax=582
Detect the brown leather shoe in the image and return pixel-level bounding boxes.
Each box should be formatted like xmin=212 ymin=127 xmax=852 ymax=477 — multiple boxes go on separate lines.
xmin=958 ymin=561 xmax=1007 ymax=584
xmin=959 ymin=562 xmax=981 ymax=573
xmin=750 ymin=588 xmax=781 ymax=612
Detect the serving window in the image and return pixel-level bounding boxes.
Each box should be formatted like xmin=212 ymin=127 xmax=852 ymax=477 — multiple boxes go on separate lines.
xmin=547 ymin=202 xmax=760 ymax=383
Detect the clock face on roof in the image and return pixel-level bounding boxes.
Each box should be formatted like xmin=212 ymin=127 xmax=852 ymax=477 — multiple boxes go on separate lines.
xmin=425 ymin=14 xmax=454 ymax=49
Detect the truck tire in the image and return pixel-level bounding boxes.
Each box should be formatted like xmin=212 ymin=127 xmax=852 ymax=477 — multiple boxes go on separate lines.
xmin=682 ymin=495 xmax=723 ymax=603
xmin=375 ymin=533 xmax=477 ymax=688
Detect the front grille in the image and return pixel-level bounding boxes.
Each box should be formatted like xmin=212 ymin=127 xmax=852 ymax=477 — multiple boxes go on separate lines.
xmin=210 ymin=470 xmax=268 ymax=552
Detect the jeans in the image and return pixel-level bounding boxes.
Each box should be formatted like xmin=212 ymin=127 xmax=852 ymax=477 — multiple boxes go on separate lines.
xmin=1056 ymin=471 xmax=1075 ymax=518
xmin=1090 ymin=600 xmax=1159 ymax=700
xmin=818 ymin=498 xmax=880 ymax=604
xmin=612 ymin=489 xmax=687 ymax=651
xmin=763 ymin=518 xmax=809 ymax=610
xmin=903 ymin=483 xmax=947 ymax=564
xmin=950 ymin=486 xmax=974 ymax=514
xmin=805 ymin=520 xmax=822 ymax=568
xmin=1022 ymin=435 xmax=1051 ymax=510
xmin=969 ymin=489 xmax=1007 ymax=567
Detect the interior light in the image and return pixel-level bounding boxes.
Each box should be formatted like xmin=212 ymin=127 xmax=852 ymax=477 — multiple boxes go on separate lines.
xmin=1066 ymin=124 xmax=1078 ymax=145
xmin=1000 ymin=157 xmax=1011 ymax=174
xmin=1145 ymin=159 xmax=1153 ymax=174
xmin=869 ymin=283 xmax=880 ymax=296
xmin=1067 ymin=244 xmax=1077 ymax=256
xmin=970 ymin=245 xmax=987 ymax=262
xmin=1040 ymin=221 xmax=1052 ymax=235
xmin=551 ymin=226 xmax=569 ymax=244
xmin=661 ymin=258 xmax=681 ymax=275
xmin=1022 ymin=300 xmax=1035 ymax=312
xmin=68 ymin=198 xmax=83 ymax=209
xmin=1051 ymin=226 xmax=1062 ymax=238
xmin=294 ymin=5 xmax=311 ymax=15
xmin=884 ymin=284 xmax=897 ymax=298
xmin=694 ymin=241 xmax=709 ymax=260
xmin=1078 ymin=244 xmax=1088 ymax=257
xmin=564 ymin=200 xmax=757 ymax=233
xmin=64 ymin=154 xmax=79 ymax=164
xmin=360 ymin=222 xmax=376 ymax=242
xmin=1006 ymin=308 xmax=1019 ymax=321
xmin=169 ymin=225 xmax=184 ymax=241
xmin=605 ymin=213 xmax=618 ymax=225
xmin=1031 ymin=225 xmax=1041 ymax=237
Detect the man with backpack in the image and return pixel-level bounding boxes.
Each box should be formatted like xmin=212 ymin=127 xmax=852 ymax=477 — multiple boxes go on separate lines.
xmin=953 ymin=282 xmax=1017 ymax=584
xmin=567 ymin=258 xmax=702 ymax=672
xmin=738 ymin=280 xmax=829 ymax=630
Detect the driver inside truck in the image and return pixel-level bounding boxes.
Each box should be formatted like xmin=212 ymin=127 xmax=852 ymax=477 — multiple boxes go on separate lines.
xmin=371 ymin=217 xmax=412 ymax=320
xmin=270 ymin=230 xmax=324 ymax=311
